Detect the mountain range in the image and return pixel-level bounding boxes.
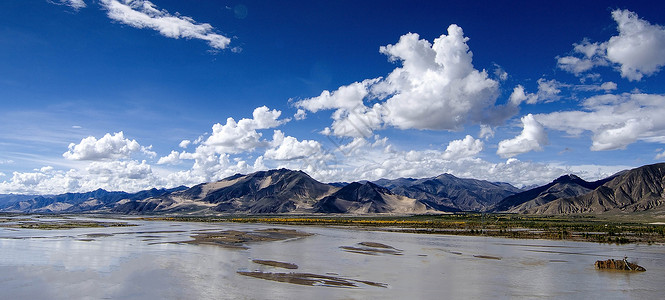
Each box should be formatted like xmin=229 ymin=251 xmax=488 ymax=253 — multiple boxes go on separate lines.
xmin=0 ymin=187 xmax=187 ymax=213
xmin=2 ymin=163 xmax=665 ymax=215
xmin=496 ymin=163 xmax=665 ymax=214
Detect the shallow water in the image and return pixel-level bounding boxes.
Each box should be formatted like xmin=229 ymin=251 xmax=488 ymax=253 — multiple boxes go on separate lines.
xmin=1 ymin=216 xmax=663 ymax=299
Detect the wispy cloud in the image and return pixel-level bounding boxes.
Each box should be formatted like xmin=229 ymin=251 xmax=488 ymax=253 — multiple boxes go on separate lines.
xmin=51 ymin=0 xmax=87 ymax=10
xmin=50 ymin=0 xmax=232 ymax=50
xmin=100 ymin=0 xmax=231 ymax=49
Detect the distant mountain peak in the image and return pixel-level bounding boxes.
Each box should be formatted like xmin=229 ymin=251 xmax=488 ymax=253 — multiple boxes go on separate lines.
xmin=554 ymin=174 xmax=582 ymax=182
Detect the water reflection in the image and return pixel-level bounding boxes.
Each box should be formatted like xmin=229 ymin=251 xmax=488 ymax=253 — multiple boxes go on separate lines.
xmin=1 ymin=216 xmax=663 ymax=299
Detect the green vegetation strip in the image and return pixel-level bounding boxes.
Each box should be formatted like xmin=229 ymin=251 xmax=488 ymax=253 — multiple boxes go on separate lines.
xmin=1 ymin=220 xmax=134 ymax=230
xmin=140 ymin=214 xmax=665 ymax=244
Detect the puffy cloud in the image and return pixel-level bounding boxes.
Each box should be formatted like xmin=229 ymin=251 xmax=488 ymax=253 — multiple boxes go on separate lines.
xmin=557 ymin=39 xmax=608 ymax=76
xmin=296 ymin=79 xmax=380 ymax=113
xmin=378 ymin=26 xmax=501 ymax=130
xmin=1 ymin=107 xmax=303 ymax=194
xmin=509 ymin=79 xmax=561 ymax=106
xmin=206 ymin=118 xmax=263 ymax=152
xmin=557 ymin=56 xmax=595 ymax=75
xmin=558 ymin=10 xmax=665 ymax=81
xmin=164 ymin=150 xmax=268 ymax=187
xmin=509 ymin=85 xmax=536 ymax=106
xmin=157 ymin=150 xmax=182 ymax=165
xmin=63 ymin=132 xmax=153 ymax=161
xmin=87 ymin=160 xmax=152 ymax=180
xmin=328 ymin=103 xmax=384 ymax=138
xmin=264 ymin=131 xmax=323 ymax=161
xmin=535 ymin=79 xmax=561 ymax=102
xmin=251 ymin=105 xmax=288 ymax=129
xmin=204 ymin=106 xmax=287 ymax=153
xmin=178 ymin=140 xmax=191 ymax=148
xmin=294 ymin=109 xmax=307 ymax=120
xmin=537 ymin=93 xmax=665 ymax=151
xmin=493 ymin=64 xmax=508 ymax=81
xmin=600 ymin=81 xmax=618 ymax=91
xmin=163 ymin=106 xmax=292 ymax=183
xmin=0 ymin=159 xmax=165 ymax=194
xmin=100 ymin=0 xmax=231 ymax=49
xmin=9 ymin=171 xmax=49 ymax=187
xmin=296 ymin=25 xmax=510 ymax=137
xmin=479 ymin=125 xmax=494 ymax=139
xmin=607 ymin=10 xmax=665 ymax=81
xmin=497 ymin=114 xmax=548 ymax=158
xmin=441 ymin=135 xmax=483 ymax=160
xmin=591 ymin=119 xmax=652 ymax=151
xmin=298 ymin=138 xmax=618 ymax=188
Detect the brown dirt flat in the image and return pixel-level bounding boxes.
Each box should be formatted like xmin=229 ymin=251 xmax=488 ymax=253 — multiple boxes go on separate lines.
xmin=237 ymin=271 xmax=387 ymax=288
xmin=181 ymin=228 xmax=313 ymax=249
xmin=252 ymin=259 xmax=298 ymax=270
xmin=340 ymin=242 xmax=403 ymax=256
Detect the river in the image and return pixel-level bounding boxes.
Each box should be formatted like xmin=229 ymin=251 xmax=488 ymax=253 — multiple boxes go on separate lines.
xmin=1 ymin=216 xmax=663 ymax=299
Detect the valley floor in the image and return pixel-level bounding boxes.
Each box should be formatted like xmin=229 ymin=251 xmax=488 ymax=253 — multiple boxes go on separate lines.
xmin=131 ymin=213 xmax=665 ymax=245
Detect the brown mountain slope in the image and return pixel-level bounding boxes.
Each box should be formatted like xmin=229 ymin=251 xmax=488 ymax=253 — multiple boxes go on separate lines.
xmin=492 ymin=174 xmax=616 ymax=213
xmin=524 ymin=163 xmax=665 ymax=214
xmin=314 ymin=182 xmax=428 ymax=214
xmin=114 ymin=169 xmax=337 ymax=214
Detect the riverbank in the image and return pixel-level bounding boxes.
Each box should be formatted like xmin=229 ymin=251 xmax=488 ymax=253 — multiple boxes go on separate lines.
xmin=136 ymin=213 xmax=665 ymax=245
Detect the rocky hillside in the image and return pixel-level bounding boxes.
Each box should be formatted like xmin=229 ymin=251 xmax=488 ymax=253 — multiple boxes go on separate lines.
xmin=0 ymin=187 xmax=187 ymax=213
xmin=491 ymin=174 xmax=615 ymax=213
xmin=375 ymin=174 xmax=520 ymax=212
xmin=114 ymin=169 xmax=337 ymax=214
xmin=519 ymin=163 xmax=665 ymax=214
xmin=314 ymin=182 xmax=427 ymax=214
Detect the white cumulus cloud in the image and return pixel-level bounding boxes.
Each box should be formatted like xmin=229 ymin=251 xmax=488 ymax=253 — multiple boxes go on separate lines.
xmin=264 ymin=131 xmax=323 ymax=161
xmin=536 ymin=93 xmax=665 ymax=151
xmin=294 ymin=109 xmax=307 ymax=120
xmin=296 ymin=25 xmax=512 ymax=137
xmin=157 ymin=150 xmax=182 ymax=165
xmin=558 ymin=10 xmax=665 ymax=81
xmin=63 ymin=131 xmax=153 ymax=161
xmin=497 ymin=114 xmax=548 ymax=158
xmin=296 ymin=78 xmax=380 ymax=113
xmin=607 ymin=9 xmax=665 ymax=81
xmin=178 ymin=140 xmax=191 ymax=148
xmin=509 ymin=79 xmax=562 ymax=106
xmin=377 ymin=25 xmax=502 ymax=130
xmin=204 ymin=106 xmax=287 ymax=153
xmin=441 ymin=135 xmax=483 ymax=160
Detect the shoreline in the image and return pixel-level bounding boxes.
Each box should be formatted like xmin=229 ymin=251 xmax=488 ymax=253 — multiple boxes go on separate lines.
xmin=133 ymin=214 xmax=665 ymax=245
xmin=2 ymin=213 xmax=664 ymax=245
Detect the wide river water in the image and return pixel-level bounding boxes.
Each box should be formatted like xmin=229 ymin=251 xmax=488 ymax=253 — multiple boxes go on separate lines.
xmin=1 ymin=216 xmax=663 ymax=299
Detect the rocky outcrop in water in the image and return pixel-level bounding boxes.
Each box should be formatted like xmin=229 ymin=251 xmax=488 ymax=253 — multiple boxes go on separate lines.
xmin=594 ymin=259 xmax=646 ymax=271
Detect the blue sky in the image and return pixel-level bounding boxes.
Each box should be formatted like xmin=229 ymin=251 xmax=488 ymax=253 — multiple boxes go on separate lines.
xmin=1 ymin=0 xmax=665 ymax=194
